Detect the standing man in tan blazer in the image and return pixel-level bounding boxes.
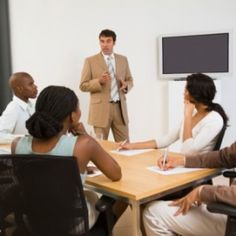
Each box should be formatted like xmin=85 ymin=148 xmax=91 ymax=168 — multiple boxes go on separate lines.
xmin=80 ymin=29 xmax=133 ymax=142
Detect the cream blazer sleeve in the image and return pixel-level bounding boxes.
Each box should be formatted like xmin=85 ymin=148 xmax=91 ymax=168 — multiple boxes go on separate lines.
xmin=181 ymin=111 xmax=223 ymax=155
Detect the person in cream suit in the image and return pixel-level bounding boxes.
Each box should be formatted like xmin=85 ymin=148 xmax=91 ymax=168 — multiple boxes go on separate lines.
xmin=80 ymin=29 xmax=133 ymax=142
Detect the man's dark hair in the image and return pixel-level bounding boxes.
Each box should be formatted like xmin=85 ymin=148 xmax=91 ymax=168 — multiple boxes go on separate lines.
xmin=99 ymin=29 xmax=116 ymax=42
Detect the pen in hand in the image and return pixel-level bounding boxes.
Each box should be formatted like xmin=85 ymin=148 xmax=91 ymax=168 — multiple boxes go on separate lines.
xmin=162 ymin=148 xmax=168 ymax=170
xmin=117 ymin=139 xmax=127 ymax=151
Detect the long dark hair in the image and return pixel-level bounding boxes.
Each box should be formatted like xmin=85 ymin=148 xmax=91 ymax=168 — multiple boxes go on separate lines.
xmin=26 ymin=86 xmax=78 ymax=139
xmin=186 ymin=73 xmax=228 ymax=126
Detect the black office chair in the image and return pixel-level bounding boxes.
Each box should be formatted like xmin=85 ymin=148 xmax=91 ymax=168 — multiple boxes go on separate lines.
xmin=0 ymin=154 xmax=116 ymax=236
xmin=0 ymin=158 xmax=17 ymax=236
xmin=202 ymin=124 xmax=227 ymax=186
xmin=213 ymin=124 xmax=227 ymax=151
xmin=207 ymin=170 xmax=236 ymax=236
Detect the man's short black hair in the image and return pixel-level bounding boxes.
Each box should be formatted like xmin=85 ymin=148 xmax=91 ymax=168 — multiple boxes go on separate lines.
xmin=99 ymin=29 xmax=116 ymax=42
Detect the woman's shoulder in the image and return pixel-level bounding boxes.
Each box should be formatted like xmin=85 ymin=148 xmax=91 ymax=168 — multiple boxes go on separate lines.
xmin=207 ymin=110 xmax=223 ymax=121
xmin=73 ymin=134 xmax=100 ymax=159
xmin=75 ymin=134 xmax=97 ymax=146
xmin=201 ymin=111 xmax=223 ymax=128
xmin=11 ymin=135 xmax=31 ymax=154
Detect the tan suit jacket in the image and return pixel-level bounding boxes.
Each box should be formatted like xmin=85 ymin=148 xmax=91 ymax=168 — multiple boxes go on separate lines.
xmin=80 ymin=52 xmax=133 ymax=128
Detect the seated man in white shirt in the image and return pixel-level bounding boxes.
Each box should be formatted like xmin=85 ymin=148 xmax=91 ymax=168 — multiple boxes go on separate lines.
xmin=0 ymin=72 xmax=38 ymax=140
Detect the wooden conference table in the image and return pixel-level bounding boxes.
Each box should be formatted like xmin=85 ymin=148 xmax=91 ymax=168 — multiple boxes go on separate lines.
xmin=85 ymin=140 xmax=222 ymax=236
xmin=0 ymin=141 xmax=222 ymax=236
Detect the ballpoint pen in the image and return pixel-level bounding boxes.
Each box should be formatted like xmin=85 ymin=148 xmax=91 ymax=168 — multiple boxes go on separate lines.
xmin=116 ymin=139 xmax=127 ymax=151
xmin=162 ymin=148 xmax=168 ymax=169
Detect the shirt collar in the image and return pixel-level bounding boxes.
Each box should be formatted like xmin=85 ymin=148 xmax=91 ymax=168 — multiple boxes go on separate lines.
xmin=13 ymin=95 xmax=32 ymax=111
xmin=102 ymin=52 xmax=115 ymax=61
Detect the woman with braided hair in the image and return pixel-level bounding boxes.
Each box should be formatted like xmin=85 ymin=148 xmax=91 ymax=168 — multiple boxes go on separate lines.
xmin=11 ymin=85 xmax=122 ymax=230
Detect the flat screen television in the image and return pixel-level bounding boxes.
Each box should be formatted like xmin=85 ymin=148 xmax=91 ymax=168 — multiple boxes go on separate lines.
xmin=159 ymin=32 xmax=231 ymax=79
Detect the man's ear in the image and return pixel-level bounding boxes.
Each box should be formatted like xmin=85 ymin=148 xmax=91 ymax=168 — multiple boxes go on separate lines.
xmin=14 ymin=85 xmax=23 ymax=96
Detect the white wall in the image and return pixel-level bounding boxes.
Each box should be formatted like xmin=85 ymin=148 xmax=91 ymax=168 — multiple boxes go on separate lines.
xmin=9 ymin=0 xmax=236 ymax=146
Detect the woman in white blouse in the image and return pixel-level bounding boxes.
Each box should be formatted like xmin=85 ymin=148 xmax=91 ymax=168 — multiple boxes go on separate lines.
xmin=120 ymin=73 xmax=228 ymax=155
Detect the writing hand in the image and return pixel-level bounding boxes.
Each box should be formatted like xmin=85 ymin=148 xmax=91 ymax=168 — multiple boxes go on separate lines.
xmin=169 ymin=186 xmax=203 ymax=216
xmin=157 ymin=154 xmax=185 ymax=170
xmin=161 ymin=148 xmax=168 ymax=170
xmin=116 ymin=139 xmax=128 ymax=151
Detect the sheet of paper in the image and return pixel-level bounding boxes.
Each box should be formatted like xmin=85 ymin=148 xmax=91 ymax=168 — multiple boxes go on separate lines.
xmin=86 ymin=161 xmax=102 ymax=177
xmin=87 ymin=161 xmax=96 ymax=167
xmin=0 ymin=148 xmax=11 ymax=154
xmin=87 ymin=170 xmax=102 ymax=177
xmin=110 ymin=149 xmax=154 ymax=156
xmin=0 ymin=134 xmax=24 ymax=144
xmin=147 ymin=166 xmax=204 ymax=175
xmin=0 ymin=139 xmax=13 ymax=144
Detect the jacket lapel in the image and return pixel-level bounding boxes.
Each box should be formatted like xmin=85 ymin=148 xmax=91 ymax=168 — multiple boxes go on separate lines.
xmin=114 ymin=54 xmax=120 ymax=78
xmin=97 ymin=53 xmax=108 ymax=71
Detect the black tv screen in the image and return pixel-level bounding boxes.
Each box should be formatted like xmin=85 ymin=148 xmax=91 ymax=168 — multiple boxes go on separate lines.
xmin=161 ymin=33 xmax=229 ymax=76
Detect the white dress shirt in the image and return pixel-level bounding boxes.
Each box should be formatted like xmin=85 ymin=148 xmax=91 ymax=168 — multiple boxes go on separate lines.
xmin=156 ymin=111 xmax=224 ymax=155
xmin=102 ymin=53 xmax=116 ymax=72
xmin=0 ymin=96 xmax=35 ymax=138
xmin=102 ymin=53 xmax=120 ymax=101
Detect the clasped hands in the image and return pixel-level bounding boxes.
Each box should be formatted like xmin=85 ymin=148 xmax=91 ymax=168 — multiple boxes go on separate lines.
xmin=99 ymin=72 xmax=128 ymax=92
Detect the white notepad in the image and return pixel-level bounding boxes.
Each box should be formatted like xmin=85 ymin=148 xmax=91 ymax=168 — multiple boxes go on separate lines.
xmin=86 ymin=161 xmax=102 ymax=177
xmin=147 ymin=166 xmax=203 ymax=175
xmin=110 ymin=149 xmax=154 ymax=156
xmin=0 ymin=148 xmax=11 ymax=154
xmin=86 ymin=170 xmax=102 ymax=177
xmin=0 ymin=134 xmax=24 ymax=144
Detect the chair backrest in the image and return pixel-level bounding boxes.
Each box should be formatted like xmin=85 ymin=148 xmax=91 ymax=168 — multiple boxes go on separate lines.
xmin=213 ymin=125 xmax=227 ymax=151
xmin=0 ymin=156 xmax=16 ymax=236
xmin=1 ymin=154 xmax=89 ymax=236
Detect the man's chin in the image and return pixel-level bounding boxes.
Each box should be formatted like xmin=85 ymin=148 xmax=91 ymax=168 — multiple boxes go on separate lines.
xmin=102 ymin=50 xmax=112 ymax=55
